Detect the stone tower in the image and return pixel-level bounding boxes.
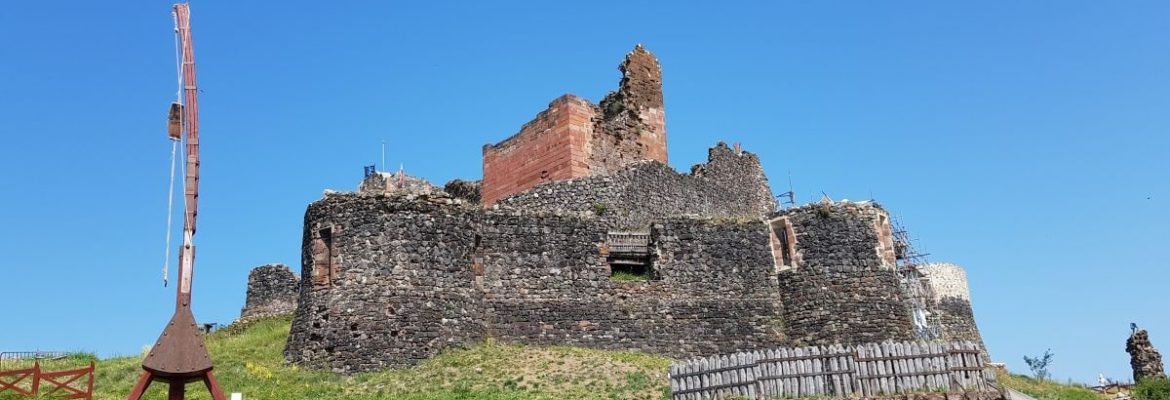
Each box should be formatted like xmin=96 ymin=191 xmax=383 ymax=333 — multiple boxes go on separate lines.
xmin=481 ymin=45 xmax=669 ymax=206
xmin=593 ymin=44 xmax=668 ymax=174
xmin=239 ymin=264 xmax=299 ymax=321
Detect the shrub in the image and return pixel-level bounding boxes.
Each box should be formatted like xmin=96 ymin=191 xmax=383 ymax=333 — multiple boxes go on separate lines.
xmin=1134 ymin=377 xmax=1170 ymax=400
xmin=1023 ymin=348 xmax=1054 ymax=380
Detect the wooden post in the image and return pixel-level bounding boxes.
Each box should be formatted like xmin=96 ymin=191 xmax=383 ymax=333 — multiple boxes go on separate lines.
xmin=31 ymin=361 xmax=40 ymax=396
xmin=86 ymin=362 xmax=96 ymax=400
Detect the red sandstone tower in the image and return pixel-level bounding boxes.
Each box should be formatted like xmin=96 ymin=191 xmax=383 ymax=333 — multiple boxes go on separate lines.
xmin=481 ymin=45 xmax=668 ymax=206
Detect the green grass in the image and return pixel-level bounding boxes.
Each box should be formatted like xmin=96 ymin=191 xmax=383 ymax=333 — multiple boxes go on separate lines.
xmin=16 ymin=319 xmax=1124 ymax=400
xmin=1134 ymin=377 xmax=1170 ymax=400
xmin=76 ymin=317 xmax=672 ymax=400
xmin=610 ymin=271 xmax=651 ymax=282
xmin=997 ymin=371 xmax=1107 ymax=400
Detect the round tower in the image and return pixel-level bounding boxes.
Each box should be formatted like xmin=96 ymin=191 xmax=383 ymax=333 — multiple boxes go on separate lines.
xmin=916 ymin=263 xmax=987 ymax=349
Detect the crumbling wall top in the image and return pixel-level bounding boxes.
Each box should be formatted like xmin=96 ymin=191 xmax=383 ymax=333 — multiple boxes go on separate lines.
xmin=1128 ymin=329 xmax=1167 ymax=382
xmin=358 ymin=171 xmax=438 ymax=196
xmin=240 ymin=263 xmax=299 ymax=321
xmin=604 ymin=45 xmax=664 ymax=113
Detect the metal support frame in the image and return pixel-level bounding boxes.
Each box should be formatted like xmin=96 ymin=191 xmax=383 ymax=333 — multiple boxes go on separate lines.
xmin=128 ymin=4 xmax=224 ymax=399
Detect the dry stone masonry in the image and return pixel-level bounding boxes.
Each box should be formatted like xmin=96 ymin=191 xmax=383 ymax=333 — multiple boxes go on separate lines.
xmin=272 ymin=46 xmax=991 ymax=373
xmin=239 ymin=264 xmax=299 ymax=321
xmin=1128 ymin=329 xmax=1167 ymax=382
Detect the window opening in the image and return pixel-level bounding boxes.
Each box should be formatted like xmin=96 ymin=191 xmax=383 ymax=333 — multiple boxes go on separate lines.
xmin=769 ymin=217 xmax=797 ymax=271
xmin=606 ymin=230 xmax=653 ymax=281
xmin=312 ymin=227 xmax=334 ymax=287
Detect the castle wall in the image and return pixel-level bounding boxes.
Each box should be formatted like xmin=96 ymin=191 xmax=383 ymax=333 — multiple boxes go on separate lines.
xmin=239 ymin=264 xmax=299 ymax=321
xmin=285 ymin=194 xmax=485 ymax=372
xmin=284 ymin=193 xmax=789 ymax=372
xmin=495 ymin=143 xmax=776 ymax=228
xmin=772 ymin=202 xmax=918 ymax=345
xmin=480 ymin=46 xmax=669 ymax=207
xmin=481 ymin=95 xmax=595 ymax=206
xmin=282 ymin=193 xmax=963 ymax=373
xmin=480 ymin=216 xmax=786 ymax=356
xmin=588 ymin=45 xmax=667 ymax=175
xmin=917 ymin=263 xmax=985 ymax=347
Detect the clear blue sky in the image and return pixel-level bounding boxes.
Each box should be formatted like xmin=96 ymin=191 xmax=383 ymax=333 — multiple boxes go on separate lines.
xmin=1 ymin=1 xmax=1166 ymax=384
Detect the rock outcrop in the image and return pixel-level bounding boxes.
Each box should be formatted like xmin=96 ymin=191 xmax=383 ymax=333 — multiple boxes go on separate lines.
xmin=1128 ymin=329 xmax=1167 ymax=382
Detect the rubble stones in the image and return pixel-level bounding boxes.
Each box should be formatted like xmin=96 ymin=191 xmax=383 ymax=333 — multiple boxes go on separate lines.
xmin=443 ymin=179 xmax=481 ymax=204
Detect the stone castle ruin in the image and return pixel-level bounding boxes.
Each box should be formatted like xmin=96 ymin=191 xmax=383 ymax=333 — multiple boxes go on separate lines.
xmin=240 ymin=46 xmax=989 ymax=373
xmin=238 ymin=264 xmax=299 ymax=322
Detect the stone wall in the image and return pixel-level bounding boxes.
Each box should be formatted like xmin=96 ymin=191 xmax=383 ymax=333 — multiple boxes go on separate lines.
xmin=358 ymin=171 xmax=438 ymax=195
xmin=239 ymin=264 xmax=299 ymax=321
xmin=480 ymin=46 xmax=669 ymax=206
xmin=443 ymin=179 xmax=481 ymax=204
xmin=917 ymin=263 xmax=986 ymax=347
xmin=284 ymin=192 xmax=790 ymax=372
xmin=480 ymin=216 xmax=786 ymax=356
xmin=281 ymin=192 xmax=952 ymax=373
xmin=285 ymin=193 xmax=485 ymax=372
xmin=495 ymin=142 xmax=776 ymax=228
xmin=770 ymin=202 xmax=918 ymax=346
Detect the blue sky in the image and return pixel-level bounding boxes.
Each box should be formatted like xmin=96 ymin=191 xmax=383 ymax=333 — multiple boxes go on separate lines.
xmin=1 ymin=1 xmax=1166 ymax=384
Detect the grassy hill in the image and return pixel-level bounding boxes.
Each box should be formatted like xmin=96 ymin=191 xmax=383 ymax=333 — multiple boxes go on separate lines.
xmin=4 ymin=317 xmax=1118 ymax=400
xmin=88 ymin=317 xmax=671 ymax=400
xmin=995 ymin=372 xmax=1107 ymax=400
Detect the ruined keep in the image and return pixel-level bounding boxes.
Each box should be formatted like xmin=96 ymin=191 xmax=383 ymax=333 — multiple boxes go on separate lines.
xmin=239 ymin=264 xmax=299 ymax=321
xmin=276 ymin=46 xmax=989 ymax=373
xmin=481 ymin=45 xmax=667 ymax=207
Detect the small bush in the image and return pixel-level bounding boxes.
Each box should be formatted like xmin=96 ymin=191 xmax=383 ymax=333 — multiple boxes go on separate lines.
xmin=1023 ymin=348 xmax=1055 ymax=380
xmin=1135 ymin=377 xmax=1170 ymax=400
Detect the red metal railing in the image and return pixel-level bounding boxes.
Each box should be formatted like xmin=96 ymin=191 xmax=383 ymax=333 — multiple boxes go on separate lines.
xmin=0 ymin=361 xmax=94 ymax=399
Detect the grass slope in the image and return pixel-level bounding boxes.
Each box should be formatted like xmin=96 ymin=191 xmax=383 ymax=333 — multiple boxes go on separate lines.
xmin=86 ymin=317 xmax=671 ymax=400
xmin=996 ymin=372 xmax=1107 ymax=400
xmin=5 ymin=317 xmax=1120 ymax=400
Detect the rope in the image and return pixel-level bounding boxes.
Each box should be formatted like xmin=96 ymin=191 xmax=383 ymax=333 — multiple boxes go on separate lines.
xmin=173 ymin=11 xmax=183 ymax=104
xmin=163 ymin=140 xmax=178 ymax=287
xmin=162 ymin=10 xmax=184 ymax=287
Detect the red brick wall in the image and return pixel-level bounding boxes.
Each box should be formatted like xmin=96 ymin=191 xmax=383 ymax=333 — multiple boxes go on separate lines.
xmin=482 ymin=95 xmax=595 ymax=206
xmin=481 ymin=47 xmax=670 ymax=207
xmin=638 ymin=106 xmax=668 ymax=163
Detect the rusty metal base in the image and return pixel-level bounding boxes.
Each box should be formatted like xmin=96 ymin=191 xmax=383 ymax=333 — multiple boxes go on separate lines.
xmin=130 ymin=306 xmax=222 ymax=399
xmin=126 ymin=368 xmax=225 ymax=400
xmin=141 ymin=307 xmax=213 ymax=374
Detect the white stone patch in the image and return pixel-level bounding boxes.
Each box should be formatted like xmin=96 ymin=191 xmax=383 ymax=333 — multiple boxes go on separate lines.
xmin=916 ymin=263 xmax=971 ymax=302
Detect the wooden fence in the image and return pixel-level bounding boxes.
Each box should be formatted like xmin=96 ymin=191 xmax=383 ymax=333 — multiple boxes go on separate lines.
xmin=670 ymin=341 xmax=995 ymax=399
xmin=0 ymin=361 xmax=95 ymax=400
